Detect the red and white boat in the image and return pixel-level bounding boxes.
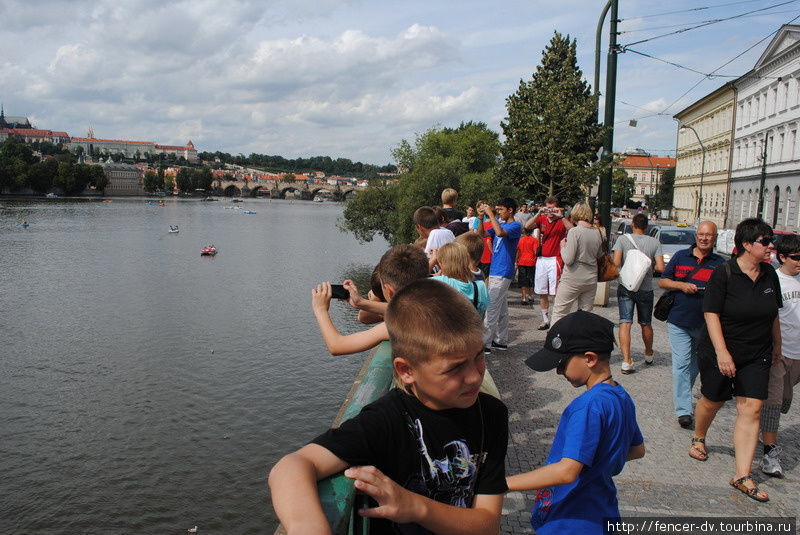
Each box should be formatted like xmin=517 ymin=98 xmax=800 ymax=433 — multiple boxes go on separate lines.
xmin=200 ymin=245 xmax=217 ymax=256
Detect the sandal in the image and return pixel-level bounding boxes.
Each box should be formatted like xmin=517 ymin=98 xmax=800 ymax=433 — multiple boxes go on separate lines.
xmin=689 ymin=437 xmax=708 ymax=461
xmin=730 ymin=475 xmax=769 ymax=502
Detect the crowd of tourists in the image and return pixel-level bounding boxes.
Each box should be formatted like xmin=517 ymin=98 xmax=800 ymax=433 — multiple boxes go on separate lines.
xmin=268 ymin=187 xmax=799 ymax=534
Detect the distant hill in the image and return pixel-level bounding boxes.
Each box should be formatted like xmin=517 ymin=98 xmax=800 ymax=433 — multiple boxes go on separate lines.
xmin=197 ymin=151 xmax=396 ymax=180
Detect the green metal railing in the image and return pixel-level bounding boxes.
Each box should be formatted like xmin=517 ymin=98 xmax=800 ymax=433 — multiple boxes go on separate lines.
xmin=274 ymin=341 xmax=395 ymax=535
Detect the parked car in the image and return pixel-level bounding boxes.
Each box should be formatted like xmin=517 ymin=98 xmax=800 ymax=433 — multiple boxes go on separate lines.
xmin=610 ymin=219 xmax=633 ymax=249
xmin=648 ymin=225 xmax=697 ymax=267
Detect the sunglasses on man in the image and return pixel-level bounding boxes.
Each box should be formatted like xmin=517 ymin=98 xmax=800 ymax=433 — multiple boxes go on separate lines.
xmin=754 ymin=236 xmax=774 ymax=246
xmin=784 ymin=253 xmax=800 ymax=261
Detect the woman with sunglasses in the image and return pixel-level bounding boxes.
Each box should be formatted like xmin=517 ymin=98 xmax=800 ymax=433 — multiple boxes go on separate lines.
xmin=689 ymin=218 xmax=782 ymax=502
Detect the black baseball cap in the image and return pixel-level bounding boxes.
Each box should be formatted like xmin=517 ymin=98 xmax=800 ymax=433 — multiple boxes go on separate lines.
xmin=524 ymin=311 xmax=615 ymax=372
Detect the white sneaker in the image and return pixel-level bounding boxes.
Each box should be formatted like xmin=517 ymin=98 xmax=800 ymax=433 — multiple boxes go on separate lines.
xmin=621 ymin=361 xmax=635 ymax=374
xmin=761 ymin=446 xmax=784 ymax=477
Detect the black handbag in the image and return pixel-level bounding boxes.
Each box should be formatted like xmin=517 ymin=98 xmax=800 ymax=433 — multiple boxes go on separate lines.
xmin=654 ymin=261 xmax=706 ymax=322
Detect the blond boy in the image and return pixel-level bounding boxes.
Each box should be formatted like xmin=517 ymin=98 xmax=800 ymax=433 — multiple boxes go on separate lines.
xmin=270 ymin=279 xmax=509 ymax=534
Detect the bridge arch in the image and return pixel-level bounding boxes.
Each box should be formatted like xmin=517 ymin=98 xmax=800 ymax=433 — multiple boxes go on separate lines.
xmin=280 ymin=186 xmax=301 ymax=199
xmin=342 ymin=189 xmax=357 ymax=199
xmin=223 ymin=184 xmax=241 ymax=197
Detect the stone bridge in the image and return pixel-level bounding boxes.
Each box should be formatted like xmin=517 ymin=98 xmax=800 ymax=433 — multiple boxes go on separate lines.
xmin=213 ymin=179 xmax=365 ymax=200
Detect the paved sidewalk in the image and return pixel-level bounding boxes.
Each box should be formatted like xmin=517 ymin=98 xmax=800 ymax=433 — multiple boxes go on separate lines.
xmin=489 ymin=283 xmax=800 ymax=534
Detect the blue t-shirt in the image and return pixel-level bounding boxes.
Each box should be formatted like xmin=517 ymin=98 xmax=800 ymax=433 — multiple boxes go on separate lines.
xmin=487 ymin=220 xmax=521 ymax=278
xmin=661 ymin=247 xmax=726 ymax=329
xmin=531 ymin=382 xmax=643 ymax=535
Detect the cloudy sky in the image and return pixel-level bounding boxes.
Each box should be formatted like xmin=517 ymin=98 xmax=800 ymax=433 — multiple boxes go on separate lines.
xmin=3 ymin=0 xmax=798 ymax=164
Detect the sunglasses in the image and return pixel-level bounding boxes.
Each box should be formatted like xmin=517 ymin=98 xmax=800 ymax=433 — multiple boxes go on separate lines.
xmin=785 ymin=254 xmax=800 ymax=261
xmin=755 ymin=236 xmax=774 ymax=246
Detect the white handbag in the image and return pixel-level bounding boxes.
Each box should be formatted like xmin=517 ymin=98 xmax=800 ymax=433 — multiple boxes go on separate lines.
xmin=618 ymin=234 xmax=652 ymax=292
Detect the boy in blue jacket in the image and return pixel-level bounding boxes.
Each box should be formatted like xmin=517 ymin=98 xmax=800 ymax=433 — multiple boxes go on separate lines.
xmin=507 ymin=311 xmax=645 ymax=534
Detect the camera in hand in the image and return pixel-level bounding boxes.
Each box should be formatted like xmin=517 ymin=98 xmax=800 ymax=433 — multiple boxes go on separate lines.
xmin=330 ymin=284 xmax=349 ymax=300
xmin=545 ymin=208 xmax=553 ymax=214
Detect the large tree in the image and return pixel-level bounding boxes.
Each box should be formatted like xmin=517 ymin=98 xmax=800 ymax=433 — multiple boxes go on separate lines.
xmin=339 ymin=122 xmax=517 ymax=244
xmin=612 ymin=168 xmax=634 ymax=208
xmin=500 ymin=32 xmax=605 ymax=203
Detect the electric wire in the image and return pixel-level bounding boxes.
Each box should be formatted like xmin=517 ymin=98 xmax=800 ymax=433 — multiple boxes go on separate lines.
xmin=621 ymin=0 xmax=797 ymax=48
xmin=626 ymin=0 xmax=773 ymax=20
xmin=618 ymin=12 xmax=800 ymax=122
xmin=620 ymin=8 xmax=799 ymax=33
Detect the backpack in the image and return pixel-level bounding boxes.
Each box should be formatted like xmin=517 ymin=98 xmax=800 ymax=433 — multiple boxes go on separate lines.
xmin=618 ymin=234 xmax=653 ymax=292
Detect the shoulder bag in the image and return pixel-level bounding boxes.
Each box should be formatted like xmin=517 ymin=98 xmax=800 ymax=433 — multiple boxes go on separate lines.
xmin=653 ymin=259 xmax=707 ymax=322
xmin=596 ymin=228 xmax=619 ymax=282
xmin=618 ymin=234 xmax=652 ymax=292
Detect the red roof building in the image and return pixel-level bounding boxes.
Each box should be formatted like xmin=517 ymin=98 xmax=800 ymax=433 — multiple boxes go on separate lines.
xmin=616 ymin=153 xmax=676 ymax=203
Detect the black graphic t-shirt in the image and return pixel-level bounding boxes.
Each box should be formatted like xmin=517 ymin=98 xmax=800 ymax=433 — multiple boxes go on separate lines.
xmin=312 ymin=389 xmax=508 ymax=534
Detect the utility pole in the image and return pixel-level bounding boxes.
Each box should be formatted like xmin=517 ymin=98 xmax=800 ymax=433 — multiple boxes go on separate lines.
xmin=598 ymin=0 xmax=619 ymax=243
xmin=757 ymin=135 xmax=768 ymax=219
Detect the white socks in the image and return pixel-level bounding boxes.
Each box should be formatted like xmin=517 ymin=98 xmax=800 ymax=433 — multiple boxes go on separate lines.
xmin=541 ymin=308 xmax=550 ymax=323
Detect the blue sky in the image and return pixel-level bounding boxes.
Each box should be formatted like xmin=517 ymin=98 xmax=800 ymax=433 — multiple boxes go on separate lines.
xmin=2 ymin=0 xmax=798 ymax=164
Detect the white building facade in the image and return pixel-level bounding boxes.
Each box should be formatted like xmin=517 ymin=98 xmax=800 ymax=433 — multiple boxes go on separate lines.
xmin=674 ymin=84 xmax=735 ymax=228
xmin=728 ymin=24 xmax=800 ymax=232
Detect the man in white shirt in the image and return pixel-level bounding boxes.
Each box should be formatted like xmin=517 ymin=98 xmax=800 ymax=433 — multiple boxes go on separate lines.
xmin=760 ymin=234 xmax=800 ymax=478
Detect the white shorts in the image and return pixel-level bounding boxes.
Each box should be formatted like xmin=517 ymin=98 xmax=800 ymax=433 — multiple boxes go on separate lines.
xmin=534 ymin=256 xmax=561 ymax=296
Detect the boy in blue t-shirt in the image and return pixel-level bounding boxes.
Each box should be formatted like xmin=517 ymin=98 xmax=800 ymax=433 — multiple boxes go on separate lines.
xmin=476 ymin=197 xmax=521 ymax=352
xmin=508 ymin=311 xmax=645 ymax=534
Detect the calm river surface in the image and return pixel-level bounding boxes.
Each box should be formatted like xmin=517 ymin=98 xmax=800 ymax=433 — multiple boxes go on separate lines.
xmin=0 ymin=197 xmax=388 ymax=534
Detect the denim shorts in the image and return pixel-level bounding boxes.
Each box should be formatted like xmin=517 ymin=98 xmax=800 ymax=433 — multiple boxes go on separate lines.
xmin=617 ymin=286 xmax=654 ymax=325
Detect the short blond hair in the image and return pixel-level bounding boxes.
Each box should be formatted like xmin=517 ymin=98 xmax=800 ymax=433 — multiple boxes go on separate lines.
xmin=436 ymin=242 xmax=473 ymax=282
xmin=441 ymin=188 xmax=458 ymax=205
xmin=456 ymin=232 xmax=483 ymax=265
xmin=570 ymin=202 xmax=593 ymax=223
xmin=386 ymin=279 xmax=483 ymax=365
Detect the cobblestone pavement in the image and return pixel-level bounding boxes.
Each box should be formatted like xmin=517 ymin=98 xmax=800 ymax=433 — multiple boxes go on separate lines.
xmin=488 ymin=282 xmax=800 ymax=534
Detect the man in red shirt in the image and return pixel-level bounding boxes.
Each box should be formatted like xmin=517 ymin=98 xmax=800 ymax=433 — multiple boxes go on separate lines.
xmin=525 ymin=196 xmax=572 ymax=329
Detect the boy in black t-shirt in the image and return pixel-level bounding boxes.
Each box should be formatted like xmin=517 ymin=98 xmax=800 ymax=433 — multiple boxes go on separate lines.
xmin=269 ymin=279 xmax=509 ymax=534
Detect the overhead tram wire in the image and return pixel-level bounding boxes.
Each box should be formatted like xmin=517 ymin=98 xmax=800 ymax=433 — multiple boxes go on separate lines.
xmin=620 ymin=8 xmax=800 ymax=33
xmin=627 ymin=0 xmax=773 ymax=20
xmin=658 ymin=11 xmax=800 ymax=115
xmin=621 ymin=0 xmax=798 ymax=48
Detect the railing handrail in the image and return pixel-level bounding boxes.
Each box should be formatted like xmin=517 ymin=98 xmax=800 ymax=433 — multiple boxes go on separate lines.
xmin=274 ymin=341 xmax=395 ymax=535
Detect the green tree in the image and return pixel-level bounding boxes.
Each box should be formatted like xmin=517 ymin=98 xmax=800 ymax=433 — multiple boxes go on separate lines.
xmin=191 ymin=167 xmax=213 ymax=191
xmin=0 ymin=138 xmax=36 ymax=191
xmin=612 ymin=167 xmax=634 ymax=207
xmin=340 ymin=122 xmax=515 ymax=244
xmin=175 ymin=168 xmax=192 ymax=192
xmin=143 ymin=170 xmax=161 ymax=192
xmin=652 ymin=166 xmax=675 ymax=213
xmin=500 ymin=31 xmax=605 ymax=203
xmin=27 ymin=158 xmax=58 ymax=193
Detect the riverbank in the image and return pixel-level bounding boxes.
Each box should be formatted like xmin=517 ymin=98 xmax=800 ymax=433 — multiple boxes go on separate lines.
xmin=493 ymin=283 xmax=800 ymax=533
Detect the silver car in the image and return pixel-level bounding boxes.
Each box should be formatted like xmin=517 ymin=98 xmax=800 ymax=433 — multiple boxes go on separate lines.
xmin=648 ymin=225 xmax=697 ymax=266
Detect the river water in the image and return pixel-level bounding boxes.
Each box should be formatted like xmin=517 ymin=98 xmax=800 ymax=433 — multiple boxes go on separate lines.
xmin=0 ymin=198 xmax=388 ymax=534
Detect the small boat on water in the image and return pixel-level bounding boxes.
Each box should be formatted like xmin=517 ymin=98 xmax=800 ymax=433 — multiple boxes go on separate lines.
xmin=101 ymin=200 xmax=113 ymax=203
xmin=200 ymin=245 xmax=217 ymax=256
xmin=169 ymin=226 xmax=179 ymax=233
xmin=313 ymin=196 xmax=323 ymax=203
xmin=200 ymin=197 xmax=219 ymax=202
xmin=45 ymin=193 xmax=58 ymax=198
xmin=21 ymin=221 xmax=29 ymax=228
xmin=243 ymin=210 xmax=256 ymax=214
xmin=231 ymin=198 xmax=243 ymax=203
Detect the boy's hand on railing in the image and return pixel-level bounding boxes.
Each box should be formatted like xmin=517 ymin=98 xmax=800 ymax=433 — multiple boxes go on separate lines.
xmin=345 ymin=465 xmax=422 ymax=524
xmin=311 ymin=282 xmax=333 ymax=313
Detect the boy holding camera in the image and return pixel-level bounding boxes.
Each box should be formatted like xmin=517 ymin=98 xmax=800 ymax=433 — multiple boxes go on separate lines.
xmin=508 ymin=311 xmax=645 ymax=534
xmin=270 ymin=279 xmax=509 ymax=534
xmin=311 ymin=244 xmax=428 ymax=355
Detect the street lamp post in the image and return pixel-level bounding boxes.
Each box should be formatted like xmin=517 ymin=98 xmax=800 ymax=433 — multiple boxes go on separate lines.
xmin=680 ymin=125 xmax=706 ymax=222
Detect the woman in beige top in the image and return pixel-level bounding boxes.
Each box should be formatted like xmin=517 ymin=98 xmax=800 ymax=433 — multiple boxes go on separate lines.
xmin=550 ymin=202 xmax=604 ymax=325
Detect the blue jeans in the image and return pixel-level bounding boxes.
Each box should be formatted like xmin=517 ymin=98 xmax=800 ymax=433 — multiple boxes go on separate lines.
xmin=668 ymin=322 xmax=702 ymax=417
xmin=617 ymin=286 xmax=654 ymax=325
